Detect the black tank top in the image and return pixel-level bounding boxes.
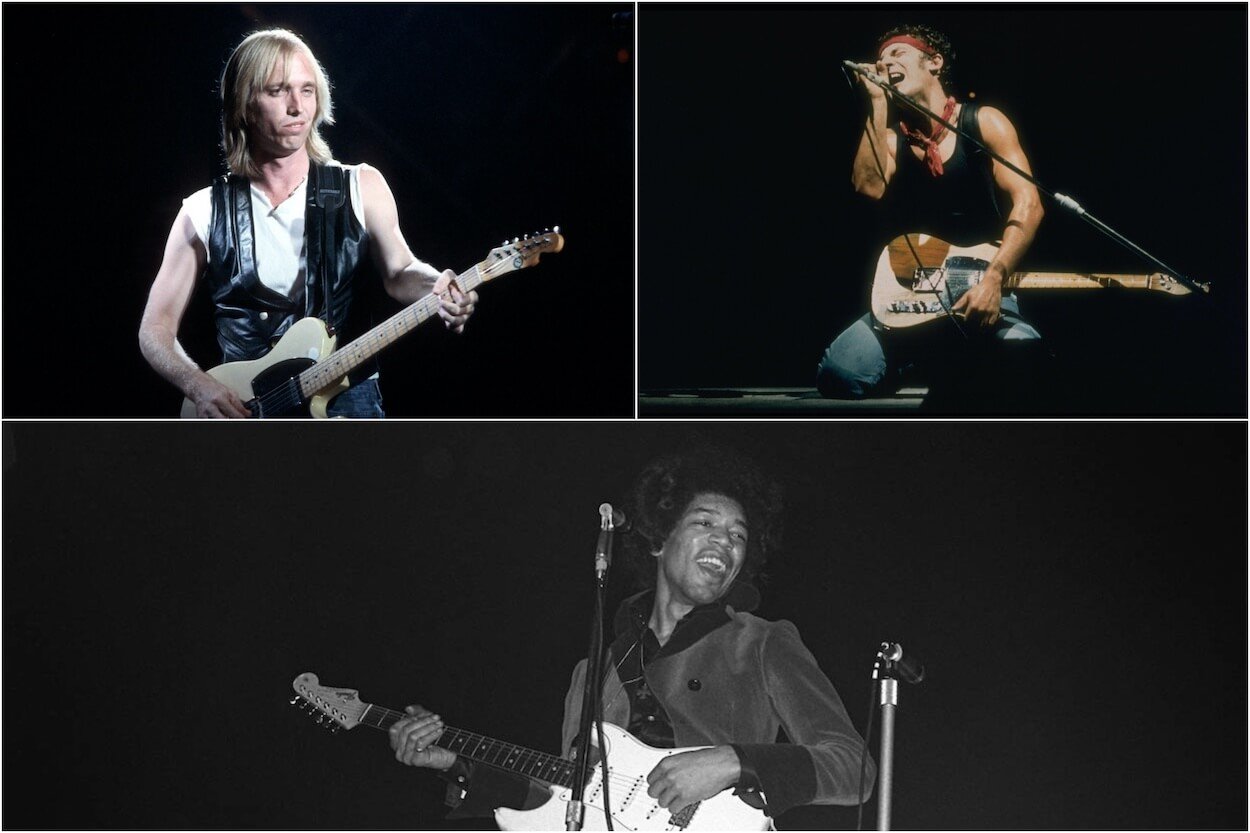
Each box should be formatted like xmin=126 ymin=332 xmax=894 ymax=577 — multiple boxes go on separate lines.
xmin=881 ymin=101 xmax=1003 ymax=247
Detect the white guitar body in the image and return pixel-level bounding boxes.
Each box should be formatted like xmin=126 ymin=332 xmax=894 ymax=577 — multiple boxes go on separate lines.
xmin=870 ymin=235 xmax=1001 ymax=330
xmin=179 ymin=317 xmax=346 ymax=418
xmin=493 ymin=723 xmax=771 ymax=832
xmin=869 ymin=232 xmax=1195 ymax=331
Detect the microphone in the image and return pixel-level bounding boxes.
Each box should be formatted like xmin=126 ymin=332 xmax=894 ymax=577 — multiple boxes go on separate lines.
xmin=594 ymin=504 xmax=626 ymax=578
xmin=842 ymin=60 xmax=900 ymax=97
xmin=880 ymin=642 xmax=926 ymax=684
xmin=599 ymin=503 xmax=627 ymax=531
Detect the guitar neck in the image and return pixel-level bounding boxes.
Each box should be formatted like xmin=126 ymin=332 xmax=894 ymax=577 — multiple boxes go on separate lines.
xmin=356 ymin=703 xmax=577 ymax=788
xmin=295 ymin=263 xmax=487 ymax=398
xmin=1007 ymin=271 xmax=1156 ymax=291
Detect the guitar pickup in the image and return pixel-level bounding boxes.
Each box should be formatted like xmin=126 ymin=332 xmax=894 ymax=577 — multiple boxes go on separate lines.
xmin=888 ymin=300 xmax=945 ymax=314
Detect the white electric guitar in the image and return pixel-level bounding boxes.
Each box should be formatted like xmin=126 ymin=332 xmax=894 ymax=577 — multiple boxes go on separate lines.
xmin=181 ymin=230 xmax=564 ymax=418
xmin=871 ymin=232 xmax=1197 ymax=329
xmin=291 ymin=672 xmax=772 ymax=831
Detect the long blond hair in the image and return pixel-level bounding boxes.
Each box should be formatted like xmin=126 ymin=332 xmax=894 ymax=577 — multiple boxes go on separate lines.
xmin=220 ymin=29 xmax=335 ymax=178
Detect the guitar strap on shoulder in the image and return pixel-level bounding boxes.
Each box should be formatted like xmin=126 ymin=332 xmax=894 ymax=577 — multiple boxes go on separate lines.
xmin=311 ymin=163 xmax=346 ymax=335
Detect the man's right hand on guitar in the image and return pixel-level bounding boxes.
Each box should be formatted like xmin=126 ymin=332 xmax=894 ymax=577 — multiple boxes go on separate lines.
xmin=390 ymin=704 xmax=457 ymax=771
xmin=186 ymin=373 xmax=252 ymax=419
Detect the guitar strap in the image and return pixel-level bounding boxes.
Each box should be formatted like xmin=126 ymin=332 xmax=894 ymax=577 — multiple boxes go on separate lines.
xmin=311 ymin=163 xmax=346 ymax=335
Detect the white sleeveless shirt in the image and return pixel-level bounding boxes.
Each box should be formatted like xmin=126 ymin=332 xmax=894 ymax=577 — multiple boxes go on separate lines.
xmin=183 ymin=163 xmax=370 ymax=298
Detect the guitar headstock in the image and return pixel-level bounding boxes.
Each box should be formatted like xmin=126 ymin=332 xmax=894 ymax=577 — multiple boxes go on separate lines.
xmin=290 ymin=672 xmax=367 ymax=733
xmin=1149 ymin=273 xmax=1199 ymax=296
xmin=480 ymin=227 xmax=565 ymax=283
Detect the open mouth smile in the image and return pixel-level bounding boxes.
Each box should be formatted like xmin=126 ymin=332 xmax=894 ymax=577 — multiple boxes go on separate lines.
xmin=695 ymin=551 xmax=731 ymax=576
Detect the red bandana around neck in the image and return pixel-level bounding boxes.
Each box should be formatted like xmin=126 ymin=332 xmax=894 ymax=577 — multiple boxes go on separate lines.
xmin=897 ymin=96 xmax=957 ymax=176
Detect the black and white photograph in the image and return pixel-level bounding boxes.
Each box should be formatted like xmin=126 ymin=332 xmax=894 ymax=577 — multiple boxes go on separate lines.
xmin=3 ymin=422 xmax=1246 ymax=829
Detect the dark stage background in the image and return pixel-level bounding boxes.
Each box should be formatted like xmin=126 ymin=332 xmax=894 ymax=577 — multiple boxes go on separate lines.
xmin=3 ymin=421 xmax=1246 ymax=829
xmin=638 ymin=4 xmax=1248 ymax=415
xmin=1 ymin=4 xmax=634 ymax=417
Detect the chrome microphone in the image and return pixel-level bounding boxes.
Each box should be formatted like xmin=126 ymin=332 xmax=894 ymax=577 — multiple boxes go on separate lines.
xmin=595 ymin=503 xmax=625 ymax=578
xmin=880 ymin=642 xmax=926 ymax=684
xmin=599 ymin=503 xmax=627 ymax=530
xmin=843 ymin=59 xmax=890 ymax=87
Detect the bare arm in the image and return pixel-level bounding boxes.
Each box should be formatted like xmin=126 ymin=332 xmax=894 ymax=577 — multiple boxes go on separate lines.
xmin=138 ymin=208 xmax=250 ymax=417
xmin=359 ymin=165 xmax=477 ymax=330
xmin=850 ymin=62 xmax=897 ymax=199
xmin=952 ymin=105 xmax=1045 ymax=326
xmin=981 ymin=105 xmax=1044 ymax=282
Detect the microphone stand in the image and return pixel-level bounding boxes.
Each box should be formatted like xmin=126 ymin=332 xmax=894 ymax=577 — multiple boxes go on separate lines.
xmin=567 ymin=510 xmax=618 ymax=831
xmin=875 ymin=668 xmax=899 ymax=832
xmin=843 ymin=61 xmax=1210 ymax=296
xmin=873 ymin=642 xmax=922 ymax=831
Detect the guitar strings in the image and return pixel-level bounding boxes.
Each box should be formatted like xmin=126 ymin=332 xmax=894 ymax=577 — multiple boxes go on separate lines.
xmin=364 ymin=707 xmax=672 ymax=800
xmin=250 ymin=256 xmax=523 ymax=416
xmin=363 ymin=706 xmax=652 ymax=795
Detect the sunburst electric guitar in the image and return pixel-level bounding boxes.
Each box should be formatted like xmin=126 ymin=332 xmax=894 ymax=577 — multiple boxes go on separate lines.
xmin=180 ymin=229 xmax=564 ymax=418
xmin=291 ymin=672 xmax=772 ymax=832
xmin=871 ymin=233 xmax=1196 ymax=330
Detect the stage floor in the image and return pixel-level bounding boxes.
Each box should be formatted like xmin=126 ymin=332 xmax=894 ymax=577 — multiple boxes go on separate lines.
xmin=639 ymin=386 xmax=929 ymax=416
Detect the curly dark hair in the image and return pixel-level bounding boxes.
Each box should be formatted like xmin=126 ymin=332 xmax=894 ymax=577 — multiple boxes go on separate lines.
xmin=621 ymin=446 xmax=784 ymax=590
xmin=878 ymin=24 xmax=956 ymax=87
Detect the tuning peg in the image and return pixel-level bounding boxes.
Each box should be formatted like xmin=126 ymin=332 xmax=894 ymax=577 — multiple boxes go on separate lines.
xmin=553 ymin=225 xmax=560 ymax=234
xmin=289 ymin=696 xmax=301 ymax=706
xmin=513 ymin=237 xmax=519 ymax=243
xmin=327 ymin=724 xmax=340 ymax=735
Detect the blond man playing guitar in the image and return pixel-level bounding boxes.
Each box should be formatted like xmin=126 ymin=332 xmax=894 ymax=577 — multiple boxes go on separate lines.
xmin=140 ymin=29 xmax=476 ymax=418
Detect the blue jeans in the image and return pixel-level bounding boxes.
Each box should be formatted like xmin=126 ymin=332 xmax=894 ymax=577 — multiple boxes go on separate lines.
xmin=325 ymin=378 xmax=386 ymax=418
xmin=816 ymin=295 xmax=1042 ymax=399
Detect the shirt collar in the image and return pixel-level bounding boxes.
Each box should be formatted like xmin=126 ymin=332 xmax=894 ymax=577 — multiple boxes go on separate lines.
xmin=613 ymin=582 xmax=761 ymax=639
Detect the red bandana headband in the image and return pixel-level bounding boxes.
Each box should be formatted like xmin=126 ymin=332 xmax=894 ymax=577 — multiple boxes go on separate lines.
xmin=878 ymin=35 xmax=935 ymax=59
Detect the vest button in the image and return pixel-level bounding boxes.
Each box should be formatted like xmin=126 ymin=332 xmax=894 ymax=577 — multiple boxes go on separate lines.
xmin=259 ymin=311 xmax=269 ymax=321
xmin=687 ymin=678 xmax=701 ymax=691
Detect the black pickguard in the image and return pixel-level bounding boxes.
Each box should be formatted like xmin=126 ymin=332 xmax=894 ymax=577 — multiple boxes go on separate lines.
xmin=246 ymin=358 xmax=317 ymax=418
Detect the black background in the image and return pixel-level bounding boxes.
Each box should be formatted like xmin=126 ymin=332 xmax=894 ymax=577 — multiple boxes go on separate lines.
xmin=2 ymin=3 xmax=634 ymax=417
xmin=3 ymin=421 xmax=1246 ymax=829
xmin=639 ymin=3 xmax=1247 ymax=415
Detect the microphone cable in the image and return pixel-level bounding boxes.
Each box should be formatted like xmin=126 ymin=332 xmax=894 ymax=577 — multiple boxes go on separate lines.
xmin=841 ymin=62 xmax=972 ymax=342
xmin=853 ymin=647 xmax=883 ymax=831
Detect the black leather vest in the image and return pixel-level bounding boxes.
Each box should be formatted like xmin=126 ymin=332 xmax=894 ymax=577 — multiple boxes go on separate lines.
xmin=882 ymin=101 xmax=1003 ymax=247
xmin=206 ymin=163 xmax=370 ymax=363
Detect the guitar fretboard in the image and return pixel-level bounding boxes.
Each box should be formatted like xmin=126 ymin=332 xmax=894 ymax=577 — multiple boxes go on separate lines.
xmin=1009 ymin=271 xmax=1155 ymax=290
xmin=295 ymin=264 xmax=488 ymax=398
xmin=356 ymin=703 xmax=578 ymax=787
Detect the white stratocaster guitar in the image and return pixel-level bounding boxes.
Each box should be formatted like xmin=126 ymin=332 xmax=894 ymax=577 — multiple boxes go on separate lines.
xmin=871 ymin=233 xmax=1198 ymax=330
xmin=291 ymin=672 xmax=772 ymax=832
xmin=180 ymin=229 xmax=564 ymax=418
